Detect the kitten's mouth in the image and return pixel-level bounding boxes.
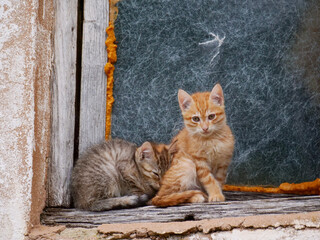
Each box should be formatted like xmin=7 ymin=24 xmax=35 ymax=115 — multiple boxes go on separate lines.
xmin=199 ymin=130 xmax=213 ymax=137
xmin=201 ymin=130 xmax=210 ymax=135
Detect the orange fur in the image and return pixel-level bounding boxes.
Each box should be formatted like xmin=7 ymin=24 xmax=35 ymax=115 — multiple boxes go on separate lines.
xmin=151 ymin=84 xmax=234 ymax=207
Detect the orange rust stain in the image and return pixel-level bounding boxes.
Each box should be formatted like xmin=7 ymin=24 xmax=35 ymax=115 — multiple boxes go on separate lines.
xmin=105 ymin=0 xmax=121 ymax=139
xmin=109 ymin=0 xmax=121 ymax=24
xmin=105 ymin=25 xmax=117 ymax=139
xmin=278 ymin=178 xmax=320 ymax=195
xmin=224 ymin=178 xmax=320 ymax=195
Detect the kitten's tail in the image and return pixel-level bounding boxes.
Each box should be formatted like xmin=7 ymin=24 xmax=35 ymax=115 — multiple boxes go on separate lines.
xmin=87 ymin=195 xmax=149 ymax=211
xmin=151 ymin=190 xmax=207 ymax=207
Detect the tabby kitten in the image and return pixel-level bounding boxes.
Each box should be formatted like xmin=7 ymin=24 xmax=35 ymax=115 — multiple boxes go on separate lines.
xmin=71 ymin=138 xmax=174 ymax=211
xmin=152 ymin=83 xmax=234 ymax=207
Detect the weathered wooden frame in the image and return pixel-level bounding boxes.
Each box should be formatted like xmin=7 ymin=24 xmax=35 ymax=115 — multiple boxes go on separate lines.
xmin=46 ymin=1 xmax=320 ymax=227
xmin=48 ymin=0 xmax=78 ymax=207
xmin=78 ymin=0 xmax=109 ymax=155
xmin=48 ymin=0 xmax=108 ymax=207
xmin=42 ymin=192 xmax=320 ymax=227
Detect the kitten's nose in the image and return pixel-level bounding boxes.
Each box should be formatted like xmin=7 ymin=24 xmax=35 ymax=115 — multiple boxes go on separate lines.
xmin=202 ymin=126 xmax=209 ymax=132
xmin=201 ymin=122 xmax=209 ymax=132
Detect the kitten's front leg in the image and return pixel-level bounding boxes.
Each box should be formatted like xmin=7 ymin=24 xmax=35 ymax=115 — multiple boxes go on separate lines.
xmin=195 ymin=160 xmax=225 ymax=202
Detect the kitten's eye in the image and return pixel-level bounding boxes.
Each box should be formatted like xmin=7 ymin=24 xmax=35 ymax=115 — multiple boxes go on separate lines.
xmin=192 ymin=116 xmax=200 ymax=122
xmin=208 ymin=114 xmax=216 ymax=120
xmin=152 ymin=171 xmax=160 ymax=178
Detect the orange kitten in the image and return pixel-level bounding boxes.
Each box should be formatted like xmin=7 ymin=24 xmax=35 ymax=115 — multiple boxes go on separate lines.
xmin=152 ymin=84 xmax=234 ymax=207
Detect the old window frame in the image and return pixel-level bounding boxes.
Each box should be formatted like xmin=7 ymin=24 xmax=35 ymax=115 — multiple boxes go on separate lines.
xmin=48 ymin=0 xmax=108 ymax=207
xmin=46 ymin=0 xmax=320 ymax=226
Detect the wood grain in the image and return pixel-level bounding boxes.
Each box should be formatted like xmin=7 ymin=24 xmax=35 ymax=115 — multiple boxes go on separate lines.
xmin=78 ymin=0 xmax=109 ymax=155
xmin=48 ymin=0 xmax=78 ymax=207
xmin=41 ymin=192 xmax=320 ymax=227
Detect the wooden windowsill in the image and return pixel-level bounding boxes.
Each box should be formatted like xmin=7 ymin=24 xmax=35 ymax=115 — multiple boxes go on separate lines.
xmin=41 ymin=192 xmax=320 ymax=228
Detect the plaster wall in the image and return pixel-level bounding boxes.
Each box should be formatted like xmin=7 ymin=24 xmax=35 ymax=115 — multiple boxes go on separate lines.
xmin=27 ymin=211 xmax=320 ymax=239
xmin=0 ymin=0 xmax=53 ymax=239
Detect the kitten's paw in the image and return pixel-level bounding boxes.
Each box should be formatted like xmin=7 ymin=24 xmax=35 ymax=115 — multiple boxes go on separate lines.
xmin=126 ymin=195 xmax=140 ymax=205
xmin=138 ymin=194 xmax=149 ymax=203
xmin=190 ymin=193 xmax=207 ymax=203
xmin=208 ymin=193 xmax=225 ymax=202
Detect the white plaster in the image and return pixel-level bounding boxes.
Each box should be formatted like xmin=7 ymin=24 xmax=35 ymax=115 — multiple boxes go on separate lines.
xmin=293 ymin=219 xmax=320 ymax=228
xmin=208 ymin=228 xmax=320 ymax=240
xmin=0 ymin=1 xmax=17 ymax=50
xmin=0 ymin=0 xmax=38 ymax=239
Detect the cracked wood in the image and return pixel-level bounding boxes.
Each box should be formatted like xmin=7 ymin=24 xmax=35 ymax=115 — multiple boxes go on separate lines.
xmin=41 ymin=192 xmax=320 ymax=228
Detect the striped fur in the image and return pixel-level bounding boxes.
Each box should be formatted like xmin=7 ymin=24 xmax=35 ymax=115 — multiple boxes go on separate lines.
xmin=151 ymin=190 xmax=207 ymax=207
xmin=71 ymin=139 xmax=175 ymax=211
xmin=152 ymin=84 xmax=234 ymax=207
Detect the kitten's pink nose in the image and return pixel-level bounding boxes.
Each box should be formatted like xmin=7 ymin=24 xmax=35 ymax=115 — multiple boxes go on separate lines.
xmin=201 ymin=122 xmax=209 ymax=132
xmin=202 ymin=126 xmax=209 ymax=132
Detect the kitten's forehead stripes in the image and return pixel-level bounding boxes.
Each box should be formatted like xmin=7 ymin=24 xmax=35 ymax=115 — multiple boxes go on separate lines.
xmin=185 ymin=92 xmax=224 ymax=114
xmin=148 ymin=142 xmax=172 ymax=176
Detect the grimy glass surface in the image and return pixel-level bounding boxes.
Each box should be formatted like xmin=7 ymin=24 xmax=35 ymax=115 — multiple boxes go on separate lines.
xmin=111 ymin=0 xmax=320 ymax=186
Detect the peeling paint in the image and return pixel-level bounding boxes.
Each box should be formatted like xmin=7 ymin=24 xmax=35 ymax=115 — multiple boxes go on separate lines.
xmin=0 ymin=0 xmax=41 ymax=239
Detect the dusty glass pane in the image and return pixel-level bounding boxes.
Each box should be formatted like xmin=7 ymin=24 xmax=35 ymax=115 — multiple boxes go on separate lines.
xmin=111 ymin=0 xmax=320 ymax=186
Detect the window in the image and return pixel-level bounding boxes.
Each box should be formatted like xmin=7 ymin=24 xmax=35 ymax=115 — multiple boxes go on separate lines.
xmin=45 ymin=0 xmax=320 ymax=226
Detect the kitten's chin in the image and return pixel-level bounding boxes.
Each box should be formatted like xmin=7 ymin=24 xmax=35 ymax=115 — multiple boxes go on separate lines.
xmin=200 ymin=131 xmax=212 ymax=136
xmin=198 ymin=131 xmax=215 ymax=138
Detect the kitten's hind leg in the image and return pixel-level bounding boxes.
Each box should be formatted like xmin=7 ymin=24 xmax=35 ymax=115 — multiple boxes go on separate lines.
xmin=151 ymin=190 xmax=206 ymax=207
xmin=88 ymin=195 xmax=148 ymax=211
xmin=189 ymin=192 xmax=207 ymax=203
xmin=152 ymin=157 xmax=205 ymax=207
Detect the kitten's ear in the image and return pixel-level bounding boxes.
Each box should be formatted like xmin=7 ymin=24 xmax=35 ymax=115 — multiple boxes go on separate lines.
xmin=210 ymin=83 xmax=224 ymax=106
xmin=138 ymin=141 xmax=154 ymax=161
xmin=178 ymin=89 xmax=193 ymax=111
